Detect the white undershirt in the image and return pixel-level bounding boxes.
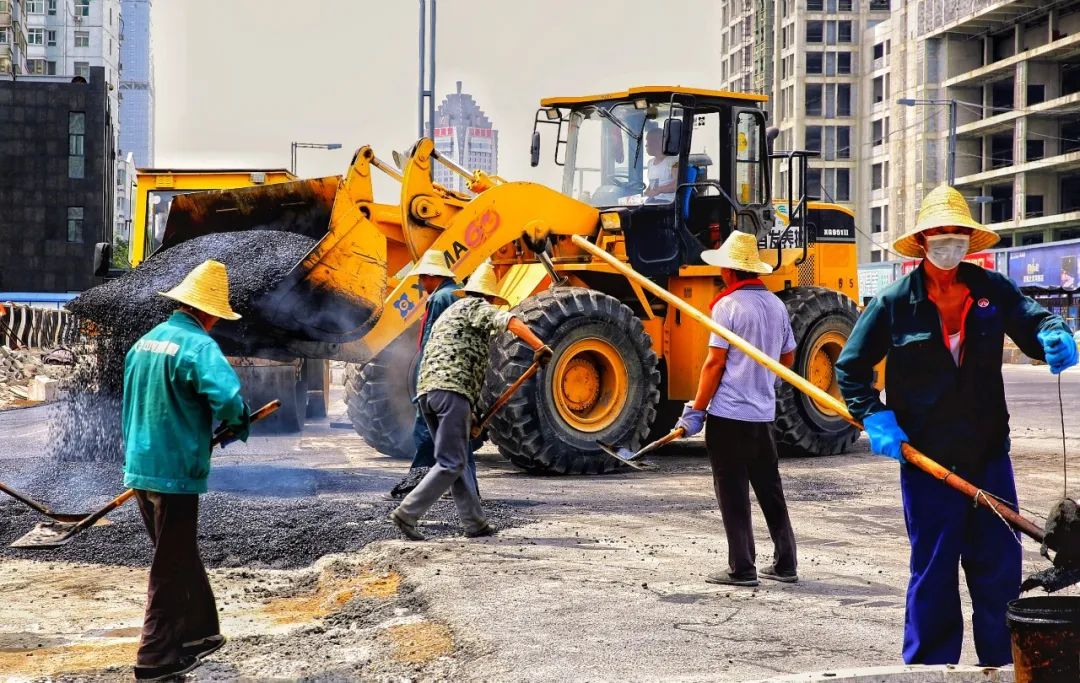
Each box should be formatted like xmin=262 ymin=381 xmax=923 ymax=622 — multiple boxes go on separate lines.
xmin=948 ymin=332 xmax=962 ymax=366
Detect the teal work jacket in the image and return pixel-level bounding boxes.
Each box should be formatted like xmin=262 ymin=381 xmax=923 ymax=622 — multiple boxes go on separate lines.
xmin=122 ymin=311 xmax=249 ymax=494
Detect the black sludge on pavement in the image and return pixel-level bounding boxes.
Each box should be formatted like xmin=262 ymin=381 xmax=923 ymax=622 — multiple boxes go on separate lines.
xmin=0 ymin=460 xmax=527 ymax=569
xmin=51 ymin=230 xmax=317 ymax=463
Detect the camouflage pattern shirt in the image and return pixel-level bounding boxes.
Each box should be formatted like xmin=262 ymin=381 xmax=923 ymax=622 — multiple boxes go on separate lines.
xmin=416 ymin=296 xmax=513 ymax=408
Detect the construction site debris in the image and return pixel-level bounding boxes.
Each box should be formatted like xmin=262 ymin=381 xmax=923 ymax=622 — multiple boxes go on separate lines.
xmin=52 ymin=230 xmax=317 ymax=462
xmin=0 ymin=346 xmax=75 ymax=411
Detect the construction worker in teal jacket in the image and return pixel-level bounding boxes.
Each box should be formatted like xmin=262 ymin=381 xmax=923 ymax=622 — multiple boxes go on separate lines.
xmin=835 ymin=186 xmax=1077 ymax=666
xmin=122 ymin=259 xmax=250 ymax=681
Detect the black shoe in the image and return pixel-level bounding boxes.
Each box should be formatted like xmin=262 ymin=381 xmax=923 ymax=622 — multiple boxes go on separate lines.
xmin=759 ymin=566 xmax=798 ymax=583
xmin=390 ymin=467 xmax=430 ymax=499
xmin=705 ymin=571 xmax=759 ymax=587
xmin=134 ymin=655 xmax=201 ymax=681
xmin=390 ymin=509 xmax=425 ymax=541
xmin=465 ymin=522 xmax=495 ymax=538
xmin=181 ymin=634 xmax=226 ymax=660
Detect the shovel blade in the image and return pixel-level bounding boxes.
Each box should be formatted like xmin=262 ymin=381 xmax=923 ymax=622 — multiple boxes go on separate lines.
xmin=597 ymin=443 xmax=648 ymax=471
xmin=10 ymin=521 xmax=81 ymax=549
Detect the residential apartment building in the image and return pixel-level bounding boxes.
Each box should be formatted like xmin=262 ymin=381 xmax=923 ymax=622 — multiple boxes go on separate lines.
xmin=716 ymin=1 xmax=774 ymax=99
xmin=0 ymin=0 xmax=28 ymax=75
xmin=771 ymin=0 xmax=891 ymax=218
xmin=432 ymin=81 xmax=498 ymax=193
xmin=0 ymin=66 xmax=114 ymax=291
xmin=118 ymin=0 xmax=152 ymax=167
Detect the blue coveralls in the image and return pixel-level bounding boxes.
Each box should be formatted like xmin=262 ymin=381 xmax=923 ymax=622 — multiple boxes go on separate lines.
xmin=409 ymin=280 xmax=479 ymax=491
xmin=835 ymin=262 xmax=1069 ymax=666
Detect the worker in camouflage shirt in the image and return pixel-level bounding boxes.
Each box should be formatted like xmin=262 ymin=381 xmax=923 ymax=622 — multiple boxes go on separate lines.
xmin=391 ymin=262 xmax=551 ymax=539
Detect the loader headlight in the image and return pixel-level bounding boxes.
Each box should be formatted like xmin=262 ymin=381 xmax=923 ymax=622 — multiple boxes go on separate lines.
xmin=600 ymin=212 xmax=622 ymax=231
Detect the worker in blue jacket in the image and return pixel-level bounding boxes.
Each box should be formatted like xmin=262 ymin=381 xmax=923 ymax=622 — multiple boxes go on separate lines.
xmin=122 ymin=259 xmax=250 ymax=681
xmin=835 ymin=185 xmax=1078 ymax=666
xmin=390 ymin=250 xmax=480 ymax=499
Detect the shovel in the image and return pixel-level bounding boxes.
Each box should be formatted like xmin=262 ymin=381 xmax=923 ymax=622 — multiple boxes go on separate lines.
xmin=598 ymin=427 xmax=686 ymax=470
xmin=471 ymin=359 xmax=542 ymax=439
xmin=10 ymin=399 xmax=281 ymax=550
xmin=0 ymin=481 xmax=112 ymax=525
xmin=571 ymin=234 xmax=1049 ymax=543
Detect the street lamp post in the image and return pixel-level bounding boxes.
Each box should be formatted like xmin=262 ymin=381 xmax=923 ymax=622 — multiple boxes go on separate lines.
xmin=898 ymin=97 xmax=957 ymax=185
xmin=290 ymin=142 xmax=343 ymax=176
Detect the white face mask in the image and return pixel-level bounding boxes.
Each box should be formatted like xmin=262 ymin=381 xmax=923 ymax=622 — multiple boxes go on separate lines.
xmin=924 ymin=234 xmax=970 ymax=271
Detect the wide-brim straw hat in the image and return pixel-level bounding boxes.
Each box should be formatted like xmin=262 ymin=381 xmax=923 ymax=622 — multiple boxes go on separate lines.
xmin=701 ymin=231 xmax=774 ymax=274
xmin=458 ymin=261 xmax=508 ymax=305
xmin=411 ymin=249 xmax=456 ymax=279
xmin=893 ymin=184 xmax=1000 ymax=258
xmin=159 ymin=259 xmax=241 ymax=320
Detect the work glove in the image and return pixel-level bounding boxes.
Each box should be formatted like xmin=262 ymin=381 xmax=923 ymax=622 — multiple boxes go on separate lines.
xmin=1038 ymin=329 xmax=1078 ymax=375
xmin=675 ymin=402 xmax=706 ymax=437
xmin=533 ymin=344 xmax=554 ymax=367
xmin=214 ymin=404 xmax=252 ymax=449
xmin=863 ymin=410 xmax=908 ymax=461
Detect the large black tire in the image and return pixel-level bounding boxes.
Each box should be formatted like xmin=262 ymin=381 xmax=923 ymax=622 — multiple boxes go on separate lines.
xmin=344 ymin=337 xmax=417 ymax=459
xmin=482 ymin=288 xmax=660 ymax=474
xmin=773 ymin=287 xmax=861 ymax=456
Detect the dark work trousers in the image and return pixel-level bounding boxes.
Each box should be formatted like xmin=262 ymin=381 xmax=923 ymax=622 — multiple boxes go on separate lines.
xmin=397 ymin=390 xmax=487 ymax=533
xmin=134 ymin=490 xmax=219 ymax=667
xmin=410 ymin=409 xmax=479 ymax=494
xmin=704 ymin=415 xmax=797 ymax=579
xmin=900 ymin=455 xmax=1021 ymax=666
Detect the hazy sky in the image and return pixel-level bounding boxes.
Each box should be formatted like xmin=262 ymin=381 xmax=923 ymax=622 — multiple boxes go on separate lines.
xmin=153 ymin=0 xmax=725 ymax=196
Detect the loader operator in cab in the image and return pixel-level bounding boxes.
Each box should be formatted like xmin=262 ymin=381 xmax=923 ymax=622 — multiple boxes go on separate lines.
xmin=835 ymin=185 xmax=1078 ymax=667
xmin=122 ymin=260 xmax=250 ymax=681
xmin=643 ymin=126 xmax=677 ymax=203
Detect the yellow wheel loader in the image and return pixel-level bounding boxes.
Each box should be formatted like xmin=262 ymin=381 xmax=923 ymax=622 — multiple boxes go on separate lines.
xmin=141 ymin=85 xmax=863 ymax=473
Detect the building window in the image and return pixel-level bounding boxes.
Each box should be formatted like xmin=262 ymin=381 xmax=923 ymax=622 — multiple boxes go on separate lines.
xmin=75 ymin=0 xmax=90 ymax=17
xmin=1027 ymin=139 xmax=1045 ymax=161
xmin=806 ymin=21 xmax=823 ymax=43
xmin=871 ymin=207 xmax=887 ymax=233
xmin=872 ymin=119 xmax=885 ymax=146
xmin=838 ymin=21 xmax=853 ymax=43
xmin=26 ymin=0 xmax=44 ymax=13
xmin=1028 ymin=84 xmax=1046 ymax=105
xmin=872 ymin=162 xmax=885 ymax=190
xmin=74 ymin=31 xmax=90 ymax=48
xmin=806 ymin=168 xmax=822 ymax=197
xmin=67 ymin=207 xmax=85 ymax=243
xmin=69 ymin=112 xmax=86 ymax=179
xmin=836 ymin=169 xmax=850 ymax=202
xmin=0 ymin=28 xmax=8 ymax=45
xmin=837 ymin=83 xmax=852 ymax=116
xmin=808 ymin=0 xmax=823 ymax=9
xmin=0 ymin=1 xmax=7 ymax=12
xmin=28 ymin=59 xmax=46 ymax=75
xmin=805 ymin=84 xmax=823 ymax=116
xmin=806 ymin=125 xmax=822 ymax=152
xmin=46 ymin=30 xmax=57 ymax=47
xmin=1026 ymin=195 xmax=1044 ymax=218
xmin=75 ymin=61 xmax=90 ymax=79
xmin=48 ymin=0 xmax=56 ymax=14
xmin=838 ymin=0 xmax=853 ymax=10
xmin=838 ymin=52 xmax=852 ymax=74
xmin=46 ymin=60 xmax=56 ymax=75
xmin=27 ymin=28 xmax=45 ymax=46
xmin=806 ymin=52 xmax=823 ymax=74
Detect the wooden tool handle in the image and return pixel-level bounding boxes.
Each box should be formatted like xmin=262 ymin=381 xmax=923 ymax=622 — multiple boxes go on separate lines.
xmin=0 ymin=481 xmax=55 ymax=517
xmin=471 ymin=361 xmax=542 ymax=439
xmin=211 ymin=399 xmax=281 ymax=447
xmin=571 ymin=235 xmax=1046 ymax=543
xmin=69 ymin=489 xmax=137 ymax=534
xmin=636 ymin=427 xmax=687 ymax=459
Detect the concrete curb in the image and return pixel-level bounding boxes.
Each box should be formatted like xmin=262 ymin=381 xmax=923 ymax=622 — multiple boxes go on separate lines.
xmin=754 ymin=664 xmax=1012 ymax=682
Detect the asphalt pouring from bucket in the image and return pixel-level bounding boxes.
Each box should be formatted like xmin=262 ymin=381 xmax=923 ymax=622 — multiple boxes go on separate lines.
xmin=51 ymin=230 xmax=317 ymax=462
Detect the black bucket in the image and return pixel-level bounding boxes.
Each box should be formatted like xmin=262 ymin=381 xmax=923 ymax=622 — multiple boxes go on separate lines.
xmin=1007 ymin=596 xmax=1080 ymax=682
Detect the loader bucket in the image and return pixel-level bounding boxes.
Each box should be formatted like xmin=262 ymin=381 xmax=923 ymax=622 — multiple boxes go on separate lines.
xmin=156 ymin=176 xmax=387 ymax=346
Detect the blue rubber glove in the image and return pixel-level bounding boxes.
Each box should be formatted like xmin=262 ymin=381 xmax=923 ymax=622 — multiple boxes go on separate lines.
xmin=675 ymin=402 xmax=706 ymax=437
xmin=1038 ymin=329 xmax=1078 ymax=375
xmin=863 ymin=410 xmax=908 ymax=461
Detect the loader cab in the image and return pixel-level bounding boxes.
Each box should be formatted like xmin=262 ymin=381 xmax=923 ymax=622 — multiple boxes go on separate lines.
xmin=533 ymin=86 xmax=771 ymax=276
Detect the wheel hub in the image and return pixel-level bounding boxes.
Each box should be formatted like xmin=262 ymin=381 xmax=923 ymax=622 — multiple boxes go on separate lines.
xmin=551 ymin=338 xmax=628 ymax=433
xmin=805 ymin=330 xmax=846 ymax=418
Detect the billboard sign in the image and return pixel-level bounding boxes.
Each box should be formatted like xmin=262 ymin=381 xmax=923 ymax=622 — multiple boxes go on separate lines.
xmin=1008 ymin=242 xmax=1080 ymax=291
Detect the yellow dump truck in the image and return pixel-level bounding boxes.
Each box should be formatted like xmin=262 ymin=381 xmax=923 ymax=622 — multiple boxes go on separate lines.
xmin=134 ymin=85 xmax=863 ymax=473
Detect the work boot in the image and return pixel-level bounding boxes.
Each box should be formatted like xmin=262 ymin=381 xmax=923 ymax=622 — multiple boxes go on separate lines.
xmin=705 ymin=571 xmax=759 ymax=587
xmin=389 ymin=467 xmax=430 ymax=499
xmin=759 ymin=566 xmax=798 ymax=584
xmin=390 ymin=509 xmax=425 ymax=541
xmin=134 ymin=656 xmax=201 ymax=681
xmin=182 ymin=634 xmax=227 ymax=660
xmin=465 ymin=522 xmax=495 ymax=538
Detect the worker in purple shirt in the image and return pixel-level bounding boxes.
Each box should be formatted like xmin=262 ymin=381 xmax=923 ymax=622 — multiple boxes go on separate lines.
xmin=676 ymin=231 xmax=799 ymax=588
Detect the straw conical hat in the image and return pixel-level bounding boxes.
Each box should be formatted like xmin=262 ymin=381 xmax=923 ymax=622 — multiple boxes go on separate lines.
xmin=700 ymin=231 xmax=773 ymax=274
xmin=459 ymin=261 xmax=508 ymax=305
xmin=159 ymin=259 xmax=241 ymax=320
xmin=411 ymin=249 xmax=456 ymax=279
xmin=893 ymin=185 xmax=1000 ymax=258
